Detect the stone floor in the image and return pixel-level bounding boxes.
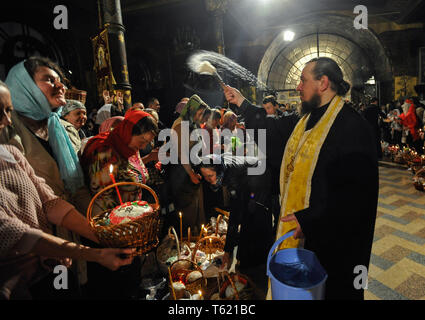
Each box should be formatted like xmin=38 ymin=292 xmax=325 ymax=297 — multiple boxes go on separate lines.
xmin=365 ymin=161 xmax=425 ymax=300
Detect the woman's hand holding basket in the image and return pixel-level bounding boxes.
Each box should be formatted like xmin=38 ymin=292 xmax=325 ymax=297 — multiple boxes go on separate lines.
xmin=95 ymin=248 xmax=136 ymax=271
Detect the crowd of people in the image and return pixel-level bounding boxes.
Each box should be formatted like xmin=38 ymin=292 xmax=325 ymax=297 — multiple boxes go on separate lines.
xmin=0 ymin=55 xmax=388 ymax=300
xmin=350 ymin=97 xmax=425 ymax=157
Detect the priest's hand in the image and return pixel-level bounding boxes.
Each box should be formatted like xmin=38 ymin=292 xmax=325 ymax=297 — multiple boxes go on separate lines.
xmin=223 ymin=85 xmax=245 ymax=107
xmin=280 ymin=214 xmax=304 ymax=239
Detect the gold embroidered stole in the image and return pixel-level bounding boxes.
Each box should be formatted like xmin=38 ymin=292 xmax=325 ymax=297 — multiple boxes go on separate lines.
xmin=266 ymin=96 xmax=345 ymax=300
xmin=276 ymin=95 xmax=345 ymax=250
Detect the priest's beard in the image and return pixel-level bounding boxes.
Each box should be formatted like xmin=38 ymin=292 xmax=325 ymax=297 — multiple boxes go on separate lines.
xmin=297 ymin=92 xmax=321 ymax=116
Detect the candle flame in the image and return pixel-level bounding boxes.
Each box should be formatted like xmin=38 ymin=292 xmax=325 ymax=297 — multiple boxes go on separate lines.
xmin=179 ymin=212 xmax=182 ymax=218
xmin=198 ymin=290 xmax=202 ymax=297
xmin=109 ymin=164 xmax=113 ymax=174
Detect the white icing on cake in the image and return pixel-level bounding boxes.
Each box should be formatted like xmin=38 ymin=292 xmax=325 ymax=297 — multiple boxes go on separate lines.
xmin=109 ymin=201 xmax=153 ymax=225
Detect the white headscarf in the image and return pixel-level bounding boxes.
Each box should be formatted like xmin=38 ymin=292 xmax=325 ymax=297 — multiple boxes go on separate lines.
xmin=402 ymin=102 xmax=411 ymax=114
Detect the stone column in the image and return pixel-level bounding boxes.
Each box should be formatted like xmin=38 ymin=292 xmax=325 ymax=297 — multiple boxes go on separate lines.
xmin=98 ymin=0 xmax=132 ymax=108
xmin=205 ymin=0 xmax=228 ymax=55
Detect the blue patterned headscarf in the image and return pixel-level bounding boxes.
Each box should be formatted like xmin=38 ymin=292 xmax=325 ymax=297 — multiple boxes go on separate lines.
xmin=5 ymin=60 xmax=84 ymax=194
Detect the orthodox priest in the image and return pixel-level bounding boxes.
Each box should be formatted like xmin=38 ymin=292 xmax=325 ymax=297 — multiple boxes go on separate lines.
xmin=223 ymin=57 xmax=379 ymax=300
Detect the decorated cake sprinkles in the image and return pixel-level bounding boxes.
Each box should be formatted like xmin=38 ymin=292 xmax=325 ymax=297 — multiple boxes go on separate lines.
xmin=108 ymin=200 xmax=153 ymax=225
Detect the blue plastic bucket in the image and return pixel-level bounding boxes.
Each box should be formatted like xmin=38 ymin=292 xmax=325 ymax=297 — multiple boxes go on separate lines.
xmin=267 ymin=231 xmax=328 ymax=300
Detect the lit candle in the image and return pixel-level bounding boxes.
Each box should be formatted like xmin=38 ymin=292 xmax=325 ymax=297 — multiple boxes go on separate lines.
xmin=200 ymin=224 xmax=205 ymax=238
xmin=179 ymin=212 xmax=183 ymax=244
xmin=109 ymin=164 xmax=123 ymax=205
xmin=188 ymin=227 xmax=191 ymax=243
xmin=191 ymin=290 xmax=203 ymax=300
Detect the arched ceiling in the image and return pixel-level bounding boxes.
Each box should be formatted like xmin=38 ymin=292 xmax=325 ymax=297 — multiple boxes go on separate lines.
xmin=265 ymin=33 xmax=367 ymax=91
xmin=258 ymin=14 xmax=393 ymax=92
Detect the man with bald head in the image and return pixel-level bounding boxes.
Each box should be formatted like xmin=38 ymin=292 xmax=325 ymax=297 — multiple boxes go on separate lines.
xmin=147 ymin=97 xmax=160 ymax=112
xmin=131 ymin=102 xmax=144 ymax=110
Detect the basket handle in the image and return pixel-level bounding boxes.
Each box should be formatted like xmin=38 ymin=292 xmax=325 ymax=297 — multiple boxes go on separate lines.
xmin=215 ymin=207 xmax=230 ymax=217
xmin=86 ymin=181 xmax=160 ymax=222
xmin=191 ymin=235 xmax=224 ymax=262
xmin=266 ymin=230 xmax=295 ymax=278
xmin=168 ymin=226 xmax=181 ymax=259
xmin=215 ymin=214 xmax=223 ymax=235
xmin=169 ymin=258 xmax=207 ymax=291
xmin=168 ymin=266 xmax=177 ymax=300
xmin=220 ymin=271 xmax=239 ymax=300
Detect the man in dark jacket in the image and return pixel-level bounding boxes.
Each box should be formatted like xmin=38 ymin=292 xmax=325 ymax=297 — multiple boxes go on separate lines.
xmin=195 ymin=153 xmax=273 ymax=296
xmin=363 ymin=97 xmax=382 ymax=159
xmin=262 ymin=95 xmax=284 ymax=117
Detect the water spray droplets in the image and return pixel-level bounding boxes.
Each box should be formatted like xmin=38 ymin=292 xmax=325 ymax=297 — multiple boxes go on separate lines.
xmin=187 ymin=50 xmax=269 ymax=91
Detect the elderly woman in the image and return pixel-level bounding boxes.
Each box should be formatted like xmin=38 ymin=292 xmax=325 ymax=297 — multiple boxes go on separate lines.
xmin=221 ymin=110 xmax=247 ymax=155
xmin=0 ymin=57 xmax=92 ymax=287
xmin=82 ymin=109 xmax=158 ymax=212
xmin=80 ymin=110 xmax=158 ymax=299
xmin=0 ymin=81 xmax=134 ymax=300
xmin=97 ymin=114 xmax=156 ymax=189
xmin=0 ymin=57 xmax=85 ymax=197
xmin=168 ymin=94 xmax=209 ymax=231
xmin=200 ymin=108 xmax=221 ymax=155
xmin=399 ymin=98 xmax=419 ymax=146
xmin=60 ymin=99 xmax=87 ymax=154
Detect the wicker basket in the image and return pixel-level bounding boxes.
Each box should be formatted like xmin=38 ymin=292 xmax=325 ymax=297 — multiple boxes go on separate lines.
xmin=413 ymin=167 xmax=425 ymax=192
xmin=167 ymin=226 xmax=199 ymax=253
xmin=87 ymin=182 xmax=161 ymax=256
xmin=394 ymin=152 xmax=406 ymax=164
xmin=408 ymin=156 xmax=425 ymax=174
xmin=191 ymin=235 xmax=225 ymax=266
xmin=204 ymin=214 xmax=228 ymax=237
xmin=219 ymin=271 xmax=255 ymax=300
xmin=157 ymin=227 xmax=181 ymax=275
xmin=169 ymin=259 xmax=207 ymax=296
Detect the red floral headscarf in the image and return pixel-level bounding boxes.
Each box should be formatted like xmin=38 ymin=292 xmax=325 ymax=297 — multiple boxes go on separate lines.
xmin=82 ymin=110 xmax=152 ymax=163
xmin=98 ymin=116 xmax=124 ymax=134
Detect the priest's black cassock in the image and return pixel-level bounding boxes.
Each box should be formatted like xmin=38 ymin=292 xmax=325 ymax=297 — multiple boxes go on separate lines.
xmin=236 ymin=99 xmax=379 ymax=300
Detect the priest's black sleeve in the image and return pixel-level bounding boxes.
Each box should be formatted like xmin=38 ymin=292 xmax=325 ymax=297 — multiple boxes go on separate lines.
xmin=236 ymin=99 xmax=299 ymax=171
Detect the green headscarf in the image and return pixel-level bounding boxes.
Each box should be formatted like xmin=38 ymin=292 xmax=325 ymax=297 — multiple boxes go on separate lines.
xmin=179 ymin=94 xmax=208 ymax=128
